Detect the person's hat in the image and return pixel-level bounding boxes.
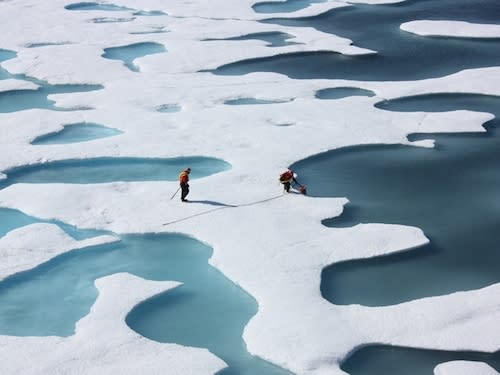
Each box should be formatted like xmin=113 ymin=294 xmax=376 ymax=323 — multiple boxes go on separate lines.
xmin=186 ymin=168 xmax=191 ymax=172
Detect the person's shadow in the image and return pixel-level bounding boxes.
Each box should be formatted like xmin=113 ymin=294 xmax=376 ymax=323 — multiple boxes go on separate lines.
xmin=188 ymin=200 xmax=236 ymax=207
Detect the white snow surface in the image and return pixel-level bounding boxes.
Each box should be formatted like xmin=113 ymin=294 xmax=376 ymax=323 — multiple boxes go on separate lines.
xmin=0 ymin=78 xmax=38 ymax=93
xmin=434 ymin=361 xmax=499 ymax=375
xmin=0 ymin=0 xmax=499 ymax=374
xmin=401 ymin=20 xmax=500 ymax=38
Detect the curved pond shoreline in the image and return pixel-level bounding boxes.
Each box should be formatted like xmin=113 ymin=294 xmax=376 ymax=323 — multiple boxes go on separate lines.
xmin=102 ymin=42 xmax=167 ymax=72
xmin=0 ymin=156 xmax=230 ymax=190
xmin=31 ymin=122 xmax=123 ymax=145
xmin=203 ymin=32 xmax=298 ymax=47
xmin=0 ymin=152 xmax=282 ymax=375
xmin=253 ymin=0 xmax=326 ymax=14
xmin=0 ymin=207 xmax=107 ymax=240
xmin=293 ymin=93 xmax=500 ymax=307
xmin=0 ymin=83 xmax=102 ymax=112
xmin=1 ymin=0 xmax=499 ymax=374
xmin=213 ymin=0 xmax=500 ymax=81
xmin=0 ymin=226 xmax=292 ymax=375
xmin=341 ymin=345 xmax=500 ymax=375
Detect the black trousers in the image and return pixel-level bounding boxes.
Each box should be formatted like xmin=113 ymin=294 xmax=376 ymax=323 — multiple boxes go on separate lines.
xmin=181 ymin=183 xmax=189 ymax=201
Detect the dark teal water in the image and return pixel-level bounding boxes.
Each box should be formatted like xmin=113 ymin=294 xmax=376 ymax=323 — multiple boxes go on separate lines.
xmin=31 ymin=122 xmax=122 ymax=144
xmin=214 ymin=0 xmax=500 ymax=81
xmin=291 ymin=93 xmax=500 ymax=373
xmin=0 ymin=156 xmax=230 ymax=190
xmin=204 ymin=32 xmax=299 ymax=47
xmin=292 ymin=93 xmax=500 ymax=306
xmin=255 ymin=1 xmax=500 ymax=373
xmin=102 ymin=42 xmax=166 ymax=72
xmin=341 ymin=346 xmax=500 ymax=375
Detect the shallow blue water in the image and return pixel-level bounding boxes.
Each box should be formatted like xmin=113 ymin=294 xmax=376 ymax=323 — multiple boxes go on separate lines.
xmin=0 ymin=207 xmax=123 ymax=241
xmin=214 ymin=0 xmax=500 ymax=81
xmin=0 ymin=49 xmax=16 ymax=64
xmin=315 ymin=87 xmax=375 ymax=100
xmin=253 ymin=0 xmax=326 ymax=14
xmin=0 ymin=49 xmax=17 ymax=80
xmin=0 ymin=84 xmax=102 ymax=113
xmin=0 ymin=208 xmax=38 ymax=238
xmin=341 ymin=346 xmax=500 ymax=375
xmin=102 ymin=42 xmax=166 ymax=72
xmin=31 ymin=122 xmax=122 ymax=144
xmin=292 ymin=94 xmax=500 ymax=306
xmin=0 ymin=156 xmax=230 ymax=190
xmin=0 ymin=229 xmax=291 ymax=374
xmin=0 ymin=234 xmax=208 ymax=336
xmin=0 ymin=49 xmax=15 ymax=72
xmin=0 ymin=49 xmax=103 ymax=112
xmin=126 ymin=243 xmax=292 ymax=375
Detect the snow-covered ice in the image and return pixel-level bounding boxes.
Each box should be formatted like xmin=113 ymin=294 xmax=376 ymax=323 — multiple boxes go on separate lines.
xmin=434 ymin=361 xmax=499 ymax=375
xmin=0 ymin=0 xmax=499 ymax=374
xmin=401 ymin=20 xmax=500 ymax=38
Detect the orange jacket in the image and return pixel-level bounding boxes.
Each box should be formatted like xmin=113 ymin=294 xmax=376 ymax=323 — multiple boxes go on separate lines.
xmin=179 ymin=170 xmax=190 ymax=184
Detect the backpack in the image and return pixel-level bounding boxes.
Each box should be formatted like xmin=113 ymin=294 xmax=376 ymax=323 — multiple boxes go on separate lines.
xmin=279 ymin=171 xmax=293 ymax=182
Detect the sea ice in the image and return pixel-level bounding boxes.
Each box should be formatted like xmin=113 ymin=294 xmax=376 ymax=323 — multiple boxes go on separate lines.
xmin=434 ymin=360 xmax=499 ymax=375
xmin=0 ymin=0 xmax=499 ymax=374
xmin=401 ymin=20 xmax=500 ymax=39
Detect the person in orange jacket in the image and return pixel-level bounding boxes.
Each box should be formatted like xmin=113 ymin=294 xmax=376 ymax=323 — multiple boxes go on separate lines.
xmin=179 ymin=168 xmax=191 ymax=202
